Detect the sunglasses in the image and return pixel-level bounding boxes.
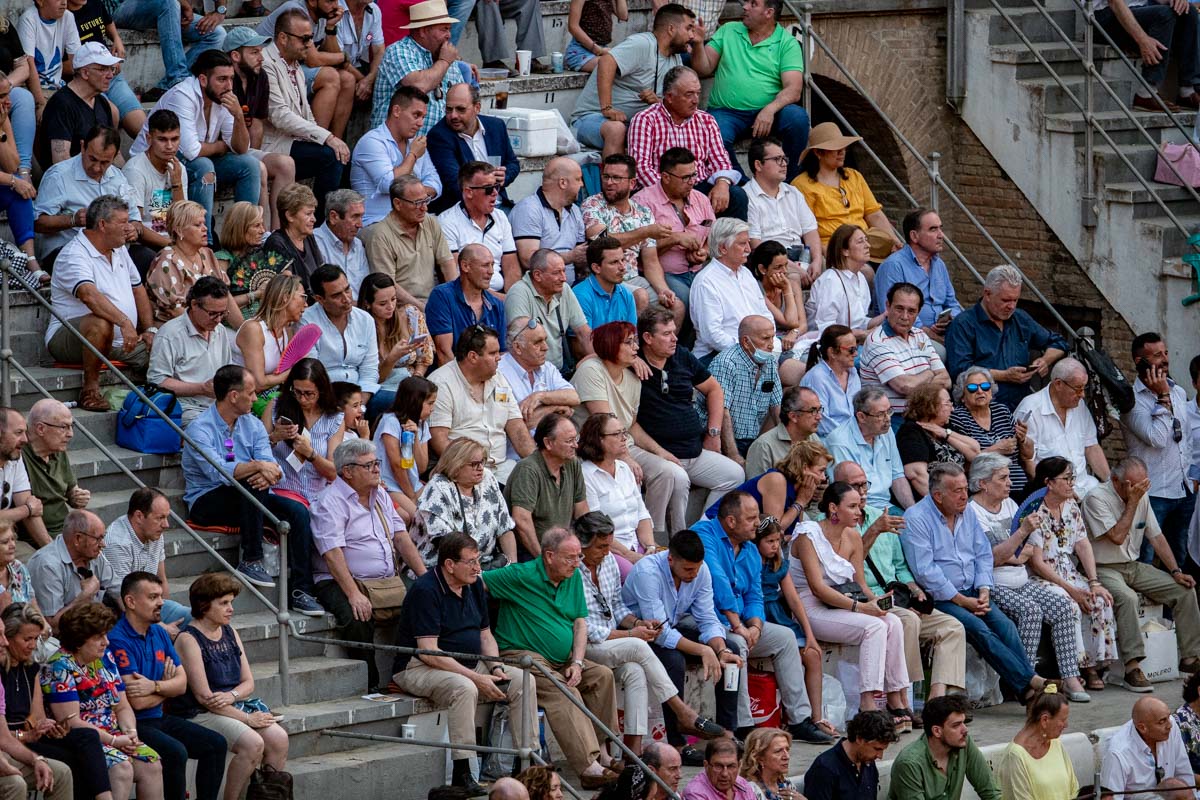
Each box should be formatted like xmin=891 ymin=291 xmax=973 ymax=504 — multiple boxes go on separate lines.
xmin=756 ymin=515 xmax=779 ymax=535
xmin=837 ymin=185 xmax=850 ymax=208
xmin=223 ymin=438 xmax=235 ymax=463
xmin=966 ymin=382 xmax=992 ymax=393
xmin=467 ymin=184 xmax=499 ymax=195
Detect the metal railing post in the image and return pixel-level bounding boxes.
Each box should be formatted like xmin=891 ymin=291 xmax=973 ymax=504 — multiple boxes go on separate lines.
xmin=947 ymin=0 xmax=966 ymax=112
xmin=928 ymin=152 xmax=941 ymax=212
xmin=1 ymin=260 xmax=10 ymax=407
xmin=277 ymin=522 xmax=291 ymax=707
xmin=520 ymin=655 xmax=533 ymax=774
xmin=800 ymin=2 xmax=812 ymax=113
xmin=1082 ymin=1 xmax=1097 ymax=228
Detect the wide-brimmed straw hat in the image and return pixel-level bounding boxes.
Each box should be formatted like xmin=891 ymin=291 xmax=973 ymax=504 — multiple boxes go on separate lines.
xmin=407 ymin=0 xmax=458 ymax=29
xmin=799 ymin=122 xmax=863 ymax=163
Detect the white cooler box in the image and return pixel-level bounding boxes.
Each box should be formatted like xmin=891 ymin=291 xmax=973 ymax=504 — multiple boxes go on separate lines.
xmin=490 ymin=108 xmax=558 ymax=157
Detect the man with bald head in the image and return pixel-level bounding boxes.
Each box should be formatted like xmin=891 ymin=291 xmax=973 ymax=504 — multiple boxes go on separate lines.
xmin=642 ymin=741 xmax=683 ymax=799
xmin=425 ymin=241 xmax=508 ymax=366
xmin=504 ymin=249 xmax=594 ymax=375
xmin=509 ymin=157 xmax=587 ymax=281
xmin=707 ymin=315 xmax=782 ymax=457
xmin=27 ymin=509 xmax=119 ymax=632
xmin=744 ymin=385 xmax=823 ymax=476
xmin=22 ymin=399 xmax=89 ymax=541
xmin=1101 ymin=696 xmax=1196 ymax=800
xmin=1014 ymin=357 xmax=1110 ymax=495
xmin=488 ymin=778 xmax=529 ymax=800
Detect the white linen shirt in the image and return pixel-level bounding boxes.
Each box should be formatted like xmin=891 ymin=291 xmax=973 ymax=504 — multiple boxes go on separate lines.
xmin=582 ymin=459 xmax=650 ymax=553
xmin=437 ymin=202 xmax=512 ymax=293
xmin=44 ymin=230 xmax=141 ymax=347
xmin=1100 ymin=718 xmax=1194 ymax=798
xmin=689 ymin=260 xmax=773 ymax=359
xmin=806 ymin=268 xmax=871 ymax=335
xmin=300 ymin=303 xmax=381 ymax=394
xmin=1014 ymin=386 xmax=1101 ymax=495
xmin=130 ymin=77 xmax=236 ymax=161
xmin=350 ymin=123 xmax=442 ymax=225
xmin=313 ymin=223 xmax=370 ymax=300
xmin=745 ymin=178 xmax=817 ymax=249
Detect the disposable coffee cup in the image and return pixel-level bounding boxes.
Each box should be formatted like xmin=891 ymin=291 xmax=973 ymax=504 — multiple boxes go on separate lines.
xmin=401 ymin=723 xmax=416 ymax=739
xmin=723 ymin=662 xmax=739 ymax=692
xmin=516 ymin=50 xmax=532 ymax=76
xmin=487 ymin=155 xmax=503 ymax=167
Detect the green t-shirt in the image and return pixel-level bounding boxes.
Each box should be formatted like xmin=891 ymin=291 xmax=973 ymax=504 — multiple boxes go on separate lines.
xmin=21 ymin=445 xmax=76 ymax=537
xmin=708 ymin=23 xmax=805 ymax=111
xmin=503 ymin=452 xmax=586 ymax=542
xmin=485 ymin=556 xmax=588 ymax=664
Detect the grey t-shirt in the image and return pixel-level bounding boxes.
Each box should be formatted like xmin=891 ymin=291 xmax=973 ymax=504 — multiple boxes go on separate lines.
xmin=572 ymin=32 xmax=683 ymax=122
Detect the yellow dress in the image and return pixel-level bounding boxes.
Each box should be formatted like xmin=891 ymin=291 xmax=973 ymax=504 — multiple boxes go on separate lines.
xmin=791 ymin=168 xmax=883 ymax=246
xmin=995 ymin=739 xmax=1080 ymax=800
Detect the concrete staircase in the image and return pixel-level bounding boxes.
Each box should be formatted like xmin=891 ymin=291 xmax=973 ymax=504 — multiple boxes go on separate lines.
xmin=959 ymin=0 xmax=1200 ymax=373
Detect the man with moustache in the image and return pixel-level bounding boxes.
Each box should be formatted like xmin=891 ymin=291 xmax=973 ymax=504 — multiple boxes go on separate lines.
xmin=427 ymin=84 xmax=519 ymax=212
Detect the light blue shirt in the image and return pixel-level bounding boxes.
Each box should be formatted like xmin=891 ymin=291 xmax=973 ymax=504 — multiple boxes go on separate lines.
xmin=1121 ymin=378 xmax=1191 ymax=500
xmin=800 ymin=359 xmax=861 ymax=437
xmin=900 ymin=495 xmax=993 ymax=602
xmin=350 ymin=123 xmax=442 ymax=225
xmin=873 ymin=245 xmax=963 ymax=328
xmin=824 ymin=418 xmax=903 ymax=509
xmin=574 ymin=275 xmax=637 ymax=329
xmin=33 ymin=155 xmax=143 ymax=257
xmin=692 ymin=517 xmax=765 ymax=625
xmin=621 ymin=551 xmax=726 ymax=650
xmin=312 ymin=224 xmax=370 ymax=300
xmin=300 ymin=303 xmax=381 ymax=395
xmin=182 ymin=403 xmax=274 ymax=506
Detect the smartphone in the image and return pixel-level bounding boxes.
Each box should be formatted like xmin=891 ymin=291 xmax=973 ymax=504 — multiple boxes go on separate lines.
xmin=936 ymin=308 xmax=954 ymax=325
xmin=277 ymin=416 xmax=294 ymax=427
xmin=876 ymin=594 xmax=894 ymax=611
xmin=494 ymin=680 xmax=511 ymax=692
xmin=409 ymin=333 xmax=430 ymax=344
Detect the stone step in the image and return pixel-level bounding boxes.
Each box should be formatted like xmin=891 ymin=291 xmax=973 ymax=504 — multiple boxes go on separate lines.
xmin=985 ymin=6 xmax=1080 ymax=47
xmin=5 ymin=365 xmax=127 ymax=409
xmin=1102 ymin=180 xmax=1200 ymax=221
xmin=1045 ymin=109 xmax=1197 ymax=148
xmin=274 ymin=694 xmax=439 ymax=758
xmin=68 ymin=444 xmax=182 ymax=494
xmin=1137 ymin=213 xmax=1200 ymax=259
xmin=168 ymin=571 xmax=317 ymax=617
xmin=989 ymin=40 xmax=1120 ymax=80
xmin=250 ymin=655 xmax=368 ymax=708
xmin=230 ymin=609 xmax=335 ymax=661
xmin=287 ymin=742 xmax=446 ymax=798
xmin=1090 ymin=142 xmax=1163 ymax=188
xmin=162 ymin=526 xmax=241 ymax=578
xmin=1020 ymin=73 xmax=1136 ymax=116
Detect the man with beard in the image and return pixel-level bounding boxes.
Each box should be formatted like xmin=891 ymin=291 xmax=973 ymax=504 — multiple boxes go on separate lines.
xmin=131 ymin=48 xmax=257 ymax=240
xmin=427 ymin=83 xmax=519 ymax=213
xmin=888 ymin=695 xmax=999 ymax=800
xmin=0 ymin=407 xmax=48 ymax=554
xmin=437 ymin=162 xmax=518 ymax=296
xmin=581 ymin=154 xmax=681 ymax=326
xmin=109 ymin=571 xmax=229 ymax=800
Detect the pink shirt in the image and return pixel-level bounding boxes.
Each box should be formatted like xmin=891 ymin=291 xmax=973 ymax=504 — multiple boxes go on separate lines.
xmin=681 ymin=773 xmax=758 ymax=800
xmin=632 ymin=182 xmax=714 ymax=276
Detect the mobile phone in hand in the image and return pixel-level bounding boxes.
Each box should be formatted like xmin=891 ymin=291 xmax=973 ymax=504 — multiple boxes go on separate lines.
xmin=876 ymin=594 xmax=894 ymax=611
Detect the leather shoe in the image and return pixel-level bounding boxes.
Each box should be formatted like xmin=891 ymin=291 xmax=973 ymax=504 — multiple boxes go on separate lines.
xmin=580 ymin=772 xmax=618 ymax=790
xmin=1132 ymin=93 xmax=1183 ymax=113
xmin=455 ymin=776 xmax=488 ymax=797
xmin=1178 ymin=93 xmax=1200 ymax=110
xmin=680 ymin=744 xmax=705 ymax=767
xmin=688 ymin=716 xmax=726 ymax=738
xmin=1180 ymin=657 xmax=1200 ymax=674
xmin=789 ymin=716 xmax=835 ymax=744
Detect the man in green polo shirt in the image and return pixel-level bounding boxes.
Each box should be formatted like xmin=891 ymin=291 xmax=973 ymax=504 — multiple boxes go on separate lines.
xmin=21 ymin=399 xmax=90 ymax=542
xmin=887 ymin=695 xmax=1000 ymax=800
xmin=483 ymin=527 xmax=621 ymax=790
xmin=690 ymin=0 xmax=809 ymax=181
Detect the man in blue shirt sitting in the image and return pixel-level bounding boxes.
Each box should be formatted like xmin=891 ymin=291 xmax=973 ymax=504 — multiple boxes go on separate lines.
xmin=575 ymin=237 xmax=637 ymax=329
xmin=425 ymin=243 xmax=507 ymax=366
xmin=693 ymin=491 xmax=833 ymax=745
xmin=108 ymin=571 xmax=228 ymax=800
xmin=873 ymin=209 xmax=961 ymax=340
xmin=901 ymin=462 xmax=1051 ymax=703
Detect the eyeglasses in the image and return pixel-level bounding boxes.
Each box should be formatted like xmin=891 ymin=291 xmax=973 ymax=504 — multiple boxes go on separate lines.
xmin=1173 ymin=416 xmax=1183 ymax=443
xmin=1054 ymin=473 xmax=1076 ymax=484
xmin=84 ymin=65 xmax=116 ymax=75
xmin=513 ymin=317 xmax=540 ymax=343
xmin=759 ymin=155 xmax=788 ymax=166
xmin=622 ymin=337 xmax=639 ymax=348
xmin=966 ymin=382 xmax=992 ymax=393
xmin=467 ymin=184 xmax=499 ymax=194
xmin=292 ymin=388 xmax=318 ymax=398
xmin=659 ymin=371 xmax=670 ymax=395
xmin=863 ymin=409 xmax=892 ymax=419
xmin=796 ymin=405 xmax=823 ymax=416
xmin=601 ymin=428 xmax=627 ymax=438
xmin=1057 ymin=379 xmax=1088 ymax=396
xmin=553 ymin=435 xmax=579 ymax=447
xmin=600 ymin=173 xmax=631 ymax=182
xmin=223 ymin=438 xmax=235 ymax=463
xmin=77 ymin=531 xmax=105 ymax=543
xmin=283 ymin=30 xmax=314 ymax=43
xmin=197 ymin=304 xmax=226 ymax=320
xmin=467 ymin=459 xmax=486 ymax=469
xmin=40 ymin=421 xmax=73 ymax=431
xmin=851 ymin=480 xmax=871 ymax=494
xmin=839 ymin=344 xmax=859 ymax=355
xmin=664 ymin=171 xmax=698 ymax=183
xmin=556 ymin=552 xmax=582 ymax=564
xmin=0 ymin=481 xmax=8 ymax=510
xmin=347 ymin=460 xmax=382 ymax=471
xmin=454 ymin=557 xmax=483 ymax=569
xmin=396 ymin=195 xmax=432 ymax=207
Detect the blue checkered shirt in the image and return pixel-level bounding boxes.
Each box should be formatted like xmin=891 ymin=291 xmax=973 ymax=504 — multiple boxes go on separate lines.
xmin=580 ymin=555 xmax=632 ymax=643
xmin=370 ymin=37 xmax=463 ymax=133
xmin=705 ymin=345 xmax=783 ymax=441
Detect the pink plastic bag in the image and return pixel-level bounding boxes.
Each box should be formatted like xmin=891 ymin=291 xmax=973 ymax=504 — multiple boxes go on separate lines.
xmin=1155 ymin=142 xmax=1200 ymax=187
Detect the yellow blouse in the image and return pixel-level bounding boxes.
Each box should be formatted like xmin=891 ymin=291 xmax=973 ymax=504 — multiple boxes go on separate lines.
xmin=995 ymin=739 xmax=1080 ymax=800
xmin=791 ymin=168 xmax=884 ymax=245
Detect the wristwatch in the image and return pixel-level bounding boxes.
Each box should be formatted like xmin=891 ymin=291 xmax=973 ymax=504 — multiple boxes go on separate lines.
xmin=571 ymin=659 xmax=584 ymax=668
xmin=706 ymin=427 xmax=721 ymax=438
xmin=216 ymin=4 xmax=227 ymax=12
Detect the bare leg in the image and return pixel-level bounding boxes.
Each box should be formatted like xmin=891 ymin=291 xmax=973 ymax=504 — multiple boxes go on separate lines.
xmin=633 ymin=287 xmax=648 ymax=315
xmin=224 ymin=730 xmax=264 ymax=800
xmin=599 ymin=120 xmax=627 ymax=158
xmin=131 ymin=758 xmax=164 ymax=800
xmin=107 ymin=761 xmax=133 ymax=800
xmin=309 ymin=67 xmax=341 ymax=132
xmin=263 ymin=153 xmax=295 ymax=231
xmin=928 ymin=682 xmax=947 ymax=699
xmin=801 ymin=647 xmax=834 ymax=733
xmin=77 ymin=315 xmax=116 ymax=392
xmin=330 ymin=70 xmax=356 ymax=140
xmin=859 ymin=690 xmax=876 ymax=712
xmin=261 ymin=723 xmax=289 ymax=770
xmin=779 ymin=359 xmax=806 ymax=387
xmin=121 ymin=108 xmax=147 ymax=140
xmin=622 ymin=733 xmax=642 ymax=757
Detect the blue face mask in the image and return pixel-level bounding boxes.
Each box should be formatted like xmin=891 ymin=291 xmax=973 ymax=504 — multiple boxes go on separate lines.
xmin=753 ymin=349 xmax=774 ymax=364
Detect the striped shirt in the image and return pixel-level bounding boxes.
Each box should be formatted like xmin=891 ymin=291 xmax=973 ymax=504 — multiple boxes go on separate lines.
xmin=859 ymin=321 xmax=945 ymax=416
xmin=949 ymin=402 xmax=1029 ymax=496
xmin=273 ymin=412 xmax=344 ymax=500
xmin=580 ymin=554 xmax=632 ymax=643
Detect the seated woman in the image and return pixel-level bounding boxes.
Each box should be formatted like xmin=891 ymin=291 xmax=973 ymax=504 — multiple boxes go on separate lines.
xmin=806 ymin=224 xmax=879 ymax=343
xmin=750 ymin=240 xmax=808 ymax=386
xmin=264 ymin=358 xmax=345 ymax=502
xmin=740 ymin=727 xmax=803 ymax=800
xmin=518 ymin=765 xmax=563 ymax=800
xmin=996 ymin=688 xmax=1078 ymax=800
xmin=263 ymin=184 xmax=322 ymax=295
xmin=232 ymin=273 xmax=306 ymax=416
xmin=969 ymin=453 xmax=1091 ymax=701
xmin=415 ymin=437 xmax=517 ymax=573
xmin=800 ymin=323 xmax=861 ymax=437
xmin=705 ymin=439 xmax=832 ymax=537
xmin=0 ymin=521 xmax=38 ymax=616
xmin=1022 ymin=456 xmax=1118 ymax=693
xmin=41 ymin=603 xmax=163 ymax=800
xmin=146 ymin=201 xmax=243 ymax=327
xmin=0 ymin=73 xmax=40 ymax=285
xmin=578 ymin=412 xmax=654 ymax=570
xmin=896 ymin=382 xmax=980 ymax=499
xmin=753 ymin=516 xmax=836 ymax=738
xmin=175 ymin=573 xmax=288 ymax=800
xmin=218 ymin=202 xmax=277 ymax=317
xmin=359 ymin=273 xmax=433 ymax=421
xmin=949 ymin=365 xmax=1034 ymax=500
xmin=376 ymin=376 xmax=436 ymax=511
xmin=791 ymin=482 xmax=912 ymax=730
xmin=1 ymin=603 xmax=110 ymax=799
xmin=1174 ymin=671 xmax=1200 ymax=778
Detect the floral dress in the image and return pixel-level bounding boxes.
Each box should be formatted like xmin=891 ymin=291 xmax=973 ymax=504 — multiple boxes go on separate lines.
xmin=1175 ymin=703 xmax=1200 ymax=773
xmin=40 ymin=649 xmax=159 ymax=767
xmin=146 ymin=246 xmax=227 ymax=323
xmin=1027 ymin=498 xmax=1118 ymax=669
xmin=222 ymin=248 xmax=291 ymax=317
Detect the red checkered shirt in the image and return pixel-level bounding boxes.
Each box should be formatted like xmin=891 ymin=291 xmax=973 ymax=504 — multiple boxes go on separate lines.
xmin=627 ymin=102 xmax=733 ymax=190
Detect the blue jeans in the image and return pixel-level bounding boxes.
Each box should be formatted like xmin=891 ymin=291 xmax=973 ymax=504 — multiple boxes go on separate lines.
xmin=365 ymin=388 xmax=396 ymax=422
xmin=708 ymin=103 xmax=811 ymax=182
xmin=104 ymin=72 xmax=142 ymax=119
xmin=161 ymin=598 xmax=192 ymax=628
xmin=112 ymin=0 xmax=226 ymax=89
xmin=697 ymin=178 xmax=748 ymax=222
xmin=447 ymin=0 xmax=473 ymax=45
xmin=9 ymin=86 xmax=33 ymax=172
xmin=137 ymin=714 xmax=228 ymax=800
xmin=663 ymin=269 xmax=698 ymax=310
xmin=0 ymin=186 xmax=34 ymax=246
xmin=1146 ymin=492 xmax=1197 ymax=566
xmin=1096 ymin=4 xmax=1200 ymax=88
xmin=183 ymin=152 xmax=261 ymax=241
xmin=936 ymin=589 xmax=1035 ymax=695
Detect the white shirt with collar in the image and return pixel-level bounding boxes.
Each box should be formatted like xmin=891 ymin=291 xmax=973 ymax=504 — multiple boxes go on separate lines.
xmin=147 ymin=311 xmax=234 ymax=423
xmin=33 ymin=156 xmax=142 ymax=257
xmin=129 ymin=76 xmax=236 ymax=161
xmin=1013 ymin=385 xmax=1100 ymax=495
xmin=350 ymin=123 xmax=442 ymax=225
xmin=312 ymin=223 xmax=370 ymax=300
xmin=44 ymin=229 xmax=141 ymax=347
xmin=300 ymin=303 xmax=381 ymax=394
xmin=1099 ymin=718 xmax=1195 ymax=798
xmin=745 ymin=177 xmax=818 ymax=249
xmin=437 ymin=202 xmax=512 ymax=293
xmin=496 ymin=351 xmax=572 ymax=461
xmin=1123 ymin=377 xmax=1191 ymax=500
xmin=689 ymin=259 xmax=774 ymax=359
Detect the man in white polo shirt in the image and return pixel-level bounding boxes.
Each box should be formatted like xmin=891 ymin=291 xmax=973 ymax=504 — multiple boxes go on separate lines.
xmin=437 ymin=160 xmax=515 ymax=296
xmin=745 ymin=135 xmax=823 ymax=289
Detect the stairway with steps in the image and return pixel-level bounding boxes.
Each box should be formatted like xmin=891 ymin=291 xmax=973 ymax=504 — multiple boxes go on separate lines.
xmin=958 ymin=0 xmax=1200 ymax=372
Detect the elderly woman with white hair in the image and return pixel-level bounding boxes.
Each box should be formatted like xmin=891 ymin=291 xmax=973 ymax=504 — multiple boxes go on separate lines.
xmin=949 ymin=364 xmax=1035 ymax=500
xmin=689 ymin=217 xmax=776 ymax=364
xmin=968 ymin=452 xmax=1091 ymax=702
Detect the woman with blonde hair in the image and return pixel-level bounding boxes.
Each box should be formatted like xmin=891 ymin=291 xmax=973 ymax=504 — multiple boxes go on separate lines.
xmin=996 ymin=688 xmax=1076 ymax=800
xmin=264 ymin=184 xmax=321 ymax=294
xmin=0 ymin=520 xmax=38 ymax=616
xmin=232 ymin=273 xmax=306 ymax=412
xmin=219 ymin=202 xmax=280 ymax=317
xmin=147 ymin=201 xmax=242 ymax=326
xmin=740 ymin=728 xmax=802 ymax=800
xmin=705 ymin=439 xmax=833 ymax=537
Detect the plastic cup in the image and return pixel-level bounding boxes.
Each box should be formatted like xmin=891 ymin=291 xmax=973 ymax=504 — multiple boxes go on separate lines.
xmin=516 ymin=50 xmax=532 ymax=76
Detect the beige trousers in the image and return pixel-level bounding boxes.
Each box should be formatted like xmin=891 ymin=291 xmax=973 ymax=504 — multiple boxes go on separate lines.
xmin=0 ymin=757 xmax=72 ymax=800
xmin=892 ymin=607 xmax=967 ymax=691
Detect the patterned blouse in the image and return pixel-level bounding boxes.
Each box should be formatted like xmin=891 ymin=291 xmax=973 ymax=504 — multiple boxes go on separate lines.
xmin=146 ymin=246 xmax=227 ymax=323
xmin=415 ymin=472 xmax=514 ymax=570
xmin=273 ymin=412 xmax=345 ymax=500
xmin=222 ymin=248 xmax=292 ymax=317
xmin=378 ymin=304 xmax=435 ymax=393
xmin=1175 ymin=703 xmax=1200 ymax=773
xmin=2 ymin=560 xmax=32 ymax=605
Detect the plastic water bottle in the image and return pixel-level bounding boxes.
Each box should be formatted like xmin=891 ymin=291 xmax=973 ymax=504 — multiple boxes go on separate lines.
xmin=799 ymin=245 xmax=812 ymax=274
xmin=400 ymin=430 xmax=415 ymax=470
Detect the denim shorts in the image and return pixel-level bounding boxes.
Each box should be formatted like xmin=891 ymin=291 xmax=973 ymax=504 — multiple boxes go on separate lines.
xmin=302 ymin=63 xmax=321 ymax=93
xmin=571 ymin=111 xmax=607 ymax=149
xmin=104 ymin=73 xmax=141 ymax=120
xmin=564 ymin=38 xmax=596 ymax=71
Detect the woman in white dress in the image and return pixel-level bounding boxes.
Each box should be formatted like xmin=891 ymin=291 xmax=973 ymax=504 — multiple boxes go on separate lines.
xmin=806 ymin=224 xmax=881 ymax=342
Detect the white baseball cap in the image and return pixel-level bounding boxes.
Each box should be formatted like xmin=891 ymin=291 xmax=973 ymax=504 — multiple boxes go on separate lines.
xmin=73 ymin=42 xmax=123 ymax=70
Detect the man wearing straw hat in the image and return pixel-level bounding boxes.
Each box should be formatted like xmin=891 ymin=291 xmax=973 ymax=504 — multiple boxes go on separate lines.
xmin=370 ymin=0 xmax=465 ymax=135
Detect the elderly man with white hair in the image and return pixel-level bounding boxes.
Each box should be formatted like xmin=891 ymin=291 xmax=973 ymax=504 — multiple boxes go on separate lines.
xmin=689 ymin=218 xmax=774 ymax=363
xmin=21 ymin=399 xmax=90 ymax=541
xmin=1013 ymin=357 xmax=1110 ymax=496
xmin=313 ymin=189 xmax=369 ymax=298
xmin=27 ymin=509 xmax=119 ymax=631
xmin=496 ymin=315 xmax=579 ymax=462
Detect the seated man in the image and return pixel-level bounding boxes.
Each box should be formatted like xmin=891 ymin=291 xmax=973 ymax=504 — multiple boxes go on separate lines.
xmin=132 ymin=49 xmax=259 ymax=238
xmin=581 ymin=154 xmax=679 ymax=326
xmin=569 ymin=3 xmax=697 ymax=157
xmin=313 ymin=189 xmax=369 ymax=298
xmin=427 ymin=324 xmax=533 ymax=483
xmin=636 ymin=305 xmax=744 ymax=534
xmin=887 ymin=695 xmax=1000 ymax=800
xmin=1101 ymin=697 xmax=1196 ymax=800
xmin=122 ymin=110 xmax=187 ymax=240
xmin=106 ymin=0 xmax=224 ymax=103
xmin=874 ymin=209 xmax=961 ymax=340
xmin=496 ymin=316 xmax=578 ymax=461
xmin=21 ymin=400 xmax=90 ymax=540
xmin=35 ymin=41 xmax=121 ymax=167
xmin=575 ymin=237 xmax=637 ymax=329
xmin=745 ymin=135 xmax=821 ymax=286
xmin=393 ymin=532 xmax=537 ymax=795
xmin=632 ymin=147 xmax=714 ymax=310
xmin=467 ymin=0 xmax=544 ymax=78
xmin=182 ymin=364 xmax=322 ymax=616
xmin=694 ymin=491 xmax=831 ymax=743
xmin=437 ymin=161 xmax=517 ymax=296
xmin=147 ymin=276 xmax=234 ymax=426
xmin=622 ymin=531 xmax=744 ymax=760
xmin=706 ymin=315 xmax=782 ymax=458
xmin=689 ymin=219 xmax=773 ymax=362
xmin=1093 ymin=0 xmax=1200 ymax=112
xmin=510 ymin=158 xmax=587 ymax=280
xmin=902 ymin=462 xmax=1047 ymax=703
xmin=628 ymin=65 xmax=746 ymax=220
xmin=944 ymin=264 xmax=1068 ymax=410
xmin=301 ymin=265 xmax=381 ymax=404
xmin=425 ymin=243 xmax=507 ymax=365
xmin=105 ymin=487 xmax=190 ymax=628
xmin=1013 ymin=357 xmax=1110 ymax=496
xmin=311 ymin=439 xmax=424 ymax=691
xmin=1081 ymin=457 xmax=1200 ymax=692
xmin=27 ymin=509 xmax=118 ymax=631
xmin=504 ymin=249 xmax=594 ymax=375
xmin=427 ymin=84 xmax=518 ymax=212
xmin=370 ymin=0 xmax=464 ymax=134
xmin=745 ymin=385 xmax=822 ymax=478
xmin=803 ymin=711 xmax=897 ymax=800
xmin=504 ymin=415 xmax=588 ymax=559
xmin=365 ymin=174 xmax=456 ymax=309
xmin=825 ymin=387 xmax=915 ymax=511
xmin=690 ymin=0 xmax=807 ymax=180
xmin=108 ymin=571 xmax=228 ymax=800
xmin=484 ymin=527 xmax=622 ymax=789
xmin=260 ymin=8 xmax=350 ymax=216
xmin=0 ymin=408 xmax=49 ymax=552
xmin=681 ymin=739 xmax=755 ymax=799
xmin=859 ymin=281 xmax=951 ymax=420
xmin=351 ymin=85 xmax=440 ymax=226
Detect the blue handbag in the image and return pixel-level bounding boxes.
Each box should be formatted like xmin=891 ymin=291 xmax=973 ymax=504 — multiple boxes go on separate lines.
xmin=115 ymin=388 xmax=182 ymax=454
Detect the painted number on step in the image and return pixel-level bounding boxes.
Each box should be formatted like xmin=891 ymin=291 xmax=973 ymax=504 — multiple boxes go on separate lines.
xmin=551 ymin=17 xmax=563 ymax=27
xmin=544 ymin=92 xmax=556 ymax=104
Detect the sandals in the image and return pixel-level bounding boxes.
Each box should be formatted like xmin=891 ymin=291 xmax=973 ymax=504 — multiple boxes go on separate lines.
xmin=888 ymin=707 xmax=912 ymax=734
xmin=815 ymin=718 xmax=840 ymax=738
xmin=1082 ymin=669 xmax=1106 ymax=692
xmin=77 ymin=387 xmax=111 ymax=412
